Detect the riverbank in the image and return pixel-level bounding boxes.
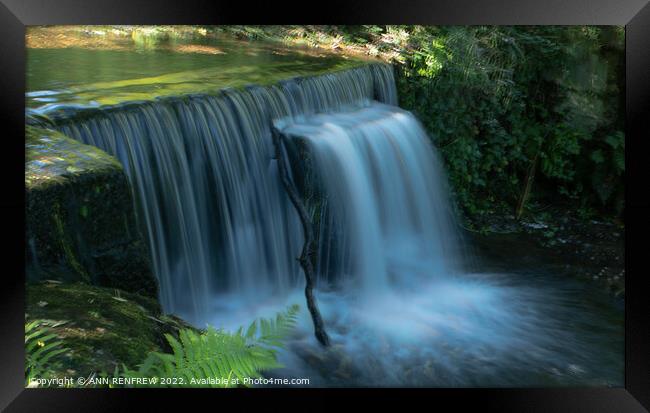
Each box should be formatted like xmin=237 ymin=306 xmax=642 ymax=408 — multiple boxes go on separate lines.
xmin=466 ymin=205 xmax=625 ymax=299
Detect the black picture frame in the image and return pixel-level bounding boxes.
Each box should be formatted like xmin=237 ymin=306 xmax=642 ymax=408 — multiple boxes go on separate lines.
xmin=1 ymin=1 xmax=648 ymax=411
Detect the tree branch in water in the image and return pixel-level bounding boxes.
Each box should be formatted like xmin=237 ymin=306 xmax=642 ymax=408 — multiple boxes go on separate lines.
xmin=271 ymin=126 xmax=330 ymax=347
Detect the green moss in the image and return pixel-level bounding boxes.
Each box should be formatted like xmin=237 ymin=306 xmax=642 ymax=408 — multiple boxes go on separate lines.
xmin=26 ymin=126 xmax=158 ymax=297
xmin=25 ymin=126 xmax=123 ymax=190
xmin=26 ymin=282 xmax=191 ymax=380
xmin=51 ymin=202 xmax=89 ymax=282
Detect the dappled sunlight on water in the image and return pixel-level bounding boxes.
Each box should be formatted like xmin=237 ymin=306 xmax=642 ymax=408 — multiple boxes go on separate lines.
xmin=27 ymin=32 xmax=370 ymax=110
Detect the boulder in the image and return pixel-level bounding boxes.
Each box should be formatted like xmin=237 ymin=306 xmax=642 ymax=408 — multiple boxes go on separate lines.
xmin=26 ymin=126 xmax=158 ymax=298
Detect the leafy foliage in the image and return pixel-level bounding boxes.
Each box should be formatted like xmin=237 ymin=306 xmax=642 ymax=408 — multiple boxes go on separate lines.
xmin=254 ymin=26 xmax=624 ymax=222
xmin=32 ymin=25 xmax=624 ymax=221
xmin=25 ymin=321 xmax=68 ymax=385
xmin=119 ymin=304 xmax=299 ymax=387
xmin=392 ymin=26 xmax=625 ymax=220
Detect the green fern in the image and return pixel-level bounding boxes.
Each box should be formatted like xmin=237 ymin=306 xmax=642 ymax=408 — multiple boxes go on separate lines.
xmin=25 ymin=321 xmax=68 ymax=386
xmin=121 ymin=304 xmax=300 ymax=388
xmin=239 ymin=303 xmax=300 ymax=348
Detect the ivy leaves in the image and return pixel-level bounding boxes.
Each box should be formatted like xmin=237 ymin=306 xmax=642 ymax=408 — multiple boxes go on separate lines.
xmin=394 ymin=26 xmax=624 ymax=219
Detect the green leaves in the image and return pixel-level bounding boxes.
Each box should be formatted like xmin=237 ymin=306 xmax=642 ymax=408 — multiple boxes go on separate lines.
xmin=25 ymin=321 xmax=69 ymax=385
xmin=605 ymin=131 xmax=625 ymax=174
xmin=119 ymin=304 xmax=299 ymax=388
xmin=605 ymin=132 xmax=623 ymax=149
xmin=591 ymin=150 xmax=605 ymax=164
xmin=394 ymin=25 xmax=624 ymax=219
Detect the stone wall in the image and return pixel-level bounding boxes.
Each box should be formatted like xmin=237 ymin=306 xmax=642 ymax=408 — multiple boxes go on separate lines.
xmin=26 ymin=126 xmax=158 ymax=298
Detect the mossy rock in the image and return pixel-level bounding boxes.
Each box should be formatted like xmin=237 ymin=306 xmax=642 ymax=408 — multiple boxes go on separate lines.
xmin=26 ymin=126 xmax=158 ymax=298
xmin=26 ymin=281 xmax=196 ymax=380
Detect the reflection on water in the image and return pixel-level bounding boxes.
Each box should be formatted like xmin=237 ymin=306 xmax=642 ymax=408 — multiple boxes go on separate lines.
xmin=27 ymin=36 xmax=368 ymax=110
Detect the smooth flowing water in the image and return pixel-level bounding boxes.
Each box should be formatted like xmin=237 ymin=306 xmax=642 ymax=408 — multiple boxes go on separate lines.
xmin=46 ymin=64 xmax=397 ymax=320
xmin=29 ymin=52 xmax=623 ymax=386
xmin=275 ymin=104 xmax=465 ymax=293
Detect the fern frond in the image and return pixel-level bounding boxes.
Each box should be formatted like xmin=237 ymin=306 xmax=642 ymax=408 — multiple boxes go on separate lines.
xmin=120 ymin=304 xmax=300 ymax=388
xmin=25 ymin=321 xmax=68 ymax=386
xmin=244 ymin=303 xmax=300 ymax=349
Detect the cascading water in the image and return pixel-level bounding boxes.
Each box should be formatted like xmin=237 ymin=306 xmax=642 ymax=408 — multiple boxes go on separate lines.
xmin=267 ymin=101 xmax=622 ymax=387
xmin=275 ymin=103 xmax=466 ymax=294
xmin=47 ymin=64 xmax=397 ymax=323
xmin=38 ymin=63 xmax=623 ymax=386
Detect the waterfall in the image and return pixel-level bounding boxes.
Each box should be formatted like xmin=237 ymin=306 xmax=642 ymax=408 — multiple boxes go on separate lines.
xmin=46 ymin=64 xmax=399 ymax=322
xmin=275 ymin=103 xmax=464 ymax=295
xmin=32 ymin=60 xmax=623 ymax=386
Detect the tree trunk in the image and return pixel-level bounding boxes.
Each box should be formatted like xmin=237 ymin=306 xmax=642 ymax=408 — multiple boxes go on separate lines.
xmin=516 ymin=151 xmax=540 ymax=221
xmin=271 ymin=127 xmax=330 ymax=347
